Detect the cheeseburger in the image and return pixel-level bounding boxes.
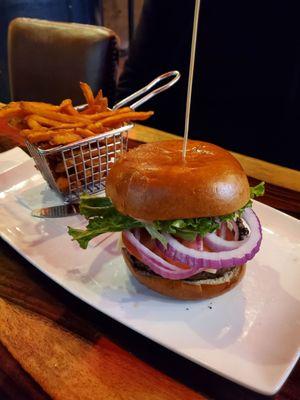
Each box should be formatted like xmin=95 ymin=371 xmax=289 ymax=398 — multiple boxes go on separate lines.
xmin=69 ymin=140 xmax=264 ymax=300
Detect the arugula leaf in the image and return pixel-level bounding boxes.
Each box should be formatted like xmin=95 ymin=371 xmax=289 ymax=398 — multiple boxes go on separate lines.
xmin=69 ymin=183 xmax=265 ymax=248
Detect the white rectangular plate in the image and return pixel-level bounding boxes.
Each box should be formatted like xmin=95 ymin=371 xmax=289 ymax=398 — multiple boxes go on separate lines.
xmin=0 ymin=148 xmax=299 ymax=395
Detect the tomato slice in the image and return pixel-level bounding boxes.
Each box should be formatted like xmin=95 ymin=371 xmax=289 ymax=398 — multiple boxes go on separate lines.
xmin=122 ymin=230 xmax=191 ymax=270
xmin=216 ymin=224 xmax=235 ymax=241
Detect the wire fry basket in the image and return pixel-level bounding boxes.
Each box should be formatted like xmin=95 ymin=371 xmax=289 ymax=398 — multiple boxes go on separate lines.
xmin=26 ymin=124 xmax=131 ymax=202
xmin=25 ymin=71 xmax=180 ymax=202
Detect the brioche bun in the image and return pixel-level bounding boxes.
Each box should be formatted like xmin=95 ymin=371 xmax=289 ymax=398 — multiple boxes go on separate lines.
xmin=106 ymin=140 xmax=249 ymax=221
xmin=122 ymin=249 xmax=246 ymax=300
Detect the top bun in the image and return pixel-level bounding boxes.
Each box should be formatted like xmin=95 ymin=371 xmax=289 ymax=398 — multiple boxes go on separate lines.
xmin=106 ymin=140 xmax=250 ymax=221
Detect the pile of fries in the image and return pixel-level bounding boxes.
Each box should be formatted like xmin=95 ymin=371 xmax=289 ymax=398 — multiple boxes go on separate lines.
xmin=0 ymin=83 xmax=154 ymax=196
xmin=0 ymin=82 xmax=153 ymax=146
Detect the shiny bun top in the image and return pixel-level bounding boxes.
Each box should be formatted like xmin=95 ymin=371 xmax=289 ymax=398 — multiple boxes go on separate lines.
xmin=106 ymin=140 xmax=250 ymax=221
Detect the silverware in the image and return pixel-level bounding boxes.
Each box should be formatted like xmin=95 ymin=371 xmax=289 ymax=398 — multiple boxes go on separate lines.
xmin=31 ymin=203 xmax=79 ymax=218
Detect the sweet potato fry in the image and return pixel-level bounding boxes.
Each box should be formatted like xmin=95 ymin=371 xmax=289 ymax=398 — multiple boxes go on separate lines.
xmin=49 ymin=122 xmax=86 ymax=130
xmin=20 ymin=103 xmax=89 ymax=123
xmin=87 ymin=107 xmax=132 ymax=122
xmin=86 ymin=110 xmax=114 ymax=120
xmin=27 ymin=131 xmax=54 ymax=144
xmin=94 ymin=89 xmax=103 ymax=104
xmin=87 ymin=120 xmax=104 ymax=132
xmin=80 ymin=102 xmax=108 ymax=114
xmin=54 ymin=161 xmax=66 ymax=173
xmin=59 ymin=99 xmax=72 ymax=108
xmin=100 ymin=111 xmax=154 ymax=127
xmin=79 ymin=82 xmax=94 ymax=106
xmin=20 ymin=128 xmax=48 ymax=137
xmin=31 ymin=115 xmax=84 ymax=128
xmin=75 ymin=128 xmax=96 ymax=138
xmin=56 ymin=177 xmax=69 ymax=191
xmin=51 ymin=132 xmax=82 ymax=145
xmin=27 ymin=115 xmax=62 ymax=128
xmin=65 ymin=104 xmax=80 ymax=115
xmin=94 ymin=97 xmax=108 ymax=111
xmin=20 ymin=101 xmax=59 ymax=111
xmin=60 ymin=99 xmax=79 ymax=115
xmin=25 ymin=116 xmax=45 ymax=130
xmin=0 ymin=105 xmax=23 ymax=118
xmin=20 ymin=129 xmax=32 ymax=137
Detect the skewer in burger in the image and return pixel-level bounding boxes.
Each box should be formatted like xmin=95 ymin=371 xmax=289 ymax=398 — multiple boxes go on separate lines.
xmin=69 ymin=140 xmax=264 ymax=300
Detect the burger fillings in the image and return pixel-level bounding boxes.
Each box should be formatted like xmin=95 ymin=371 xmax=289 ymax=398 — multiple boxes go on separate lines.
xmin=69 ymin=140 xmax=264 ymax=300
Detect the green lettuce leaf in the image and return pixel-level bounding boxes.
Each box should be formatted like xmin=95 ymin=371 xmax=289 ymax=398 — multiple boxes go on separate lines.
xmin=250 ymin=181 xmax=265 ymax=198
xmin=68 ymin=182 xmax=265 ymax=248
xmin=68 ymin=202 xmax=143 ymax=249
xmin=144 ymin=224 xmax=168 ymax=247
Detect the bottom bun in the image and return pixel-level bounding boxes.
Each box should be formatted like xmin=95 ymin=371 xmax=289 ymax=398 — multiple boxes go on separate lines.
xmin=122 ymin=248 xmax=246 ymax=300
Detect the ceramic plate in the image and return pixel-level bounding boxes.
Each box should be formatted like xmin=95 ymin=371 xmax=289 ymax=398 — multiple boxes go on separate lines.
xmin=0 ymin=148 xmax=299 ymax=395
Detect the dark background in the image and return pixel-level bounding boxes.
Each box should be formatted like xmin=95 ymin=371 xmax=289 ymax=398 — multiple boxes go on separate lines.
xmin=118 ymin=0 xmax=300 ymax=169
xmin=0 ymin=0 xmax=299 ymax=169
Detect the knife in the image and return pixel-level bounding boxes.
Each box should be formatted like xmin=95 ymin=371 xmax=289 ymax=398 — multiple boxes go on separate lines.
xmin=31 ymin=203 xmax=80 ymax=218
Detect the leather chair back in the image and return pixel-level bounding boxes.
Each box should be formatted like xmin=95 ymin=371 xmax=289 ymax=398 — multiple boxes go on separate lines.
xmin=8 ymin=18 xmax=119 ymax=106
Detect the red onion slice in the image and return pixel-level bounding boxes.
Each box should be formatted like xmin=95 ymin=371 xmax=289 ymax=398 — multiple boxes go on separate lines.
xmin=123 ymin=230 xmax=211 ymax=280
xmin=157 ymin=208 xmax=262 ymax=270
xmin=203 ymin=224 xmax=246 ymax=252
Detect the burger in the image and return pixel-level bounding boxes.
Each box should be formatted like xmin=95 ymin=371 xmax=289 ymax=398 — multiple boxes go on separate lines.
xmin=69 ymin=140 xmax=264 ymax=300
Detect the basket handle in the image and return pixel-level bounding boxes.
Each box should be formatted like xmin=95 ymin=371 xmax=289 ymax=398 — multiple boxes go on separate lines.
xmin=112 ymin=70 xmax=181 ymax=110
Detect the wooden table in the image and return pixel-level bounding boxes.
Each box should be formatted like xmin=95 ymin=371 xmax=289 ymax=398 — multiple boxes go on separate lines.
xmin=0 ymin=124 xmax=299 ymax=400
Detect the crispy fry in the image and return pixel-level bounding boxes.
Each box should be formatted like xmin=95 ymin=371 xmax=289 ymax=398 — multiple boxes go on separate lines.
xmin=59 ymin=99 xmax=72 ymax=108
xmin=87 ymin=107 xmax=132 ymax=122
xmin=20 ymin=129 xmax=32 ymax=137
xmin=29 ymin=115 xmax=85 ymax=129
xmin=50 ymin=132 xmax=82 ymax=145
xmin=29 ymin=115 xmax=67 ymax=127
xmin=100 ymin=111 xmax=154 ymax=127
xmin=54 ymin=162 xmax=66 ymax=173
xmin=0 ymin=105 xmax=23 ymax=118
xmin=86 ymin=110 xmax=114 ymax=120
xmin=27 ymin=131 xmax=54 ymax=144
xmin=87 ymin=120 xmax=104 ymax=132
xmin=79 ymin=82 xmax=94 ymax=106
xmin=7 ymin=116 xmax=26 ymax=131
xmin=94 ymin=89 xmax=103 ymax=104
xmin=95 ymin=96 xmax=108 ymax=111
xmin=80 ymin=102 xmax=108 ymax=114
xmin=20 ymin=101 xmax=59 ymax=111
xmin=75 ymin=128 xmax=96 ymax=138
xmin=56 ymin=177 xmax=69 ymax=191
xmin=49 ymin=122 xmax=86 ymax=130
xmin=26 ymin=116 xmax=45 ymax=130
xmin=20 ymin=103 xmax=89 ymax=123
xmin=20 ymin=128 xmax=46 ymax=137
xmin=64 ymin=104 xmax=80 ymax=115
xmin=60 ymin=99 xmax=79 ymax=115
